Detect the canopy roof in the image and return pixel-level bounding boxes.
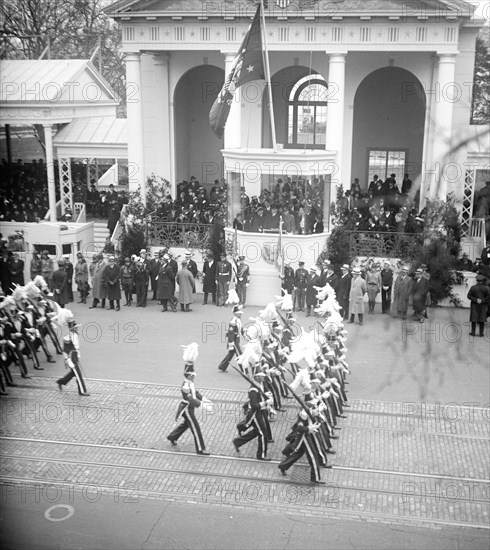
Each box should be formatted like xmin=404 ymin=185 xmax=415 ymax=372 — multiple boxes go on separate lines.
xmin=0 ymin=59 xmax=119 ymax=125
xmin=54 ymin=116 xmax=128 ymax=159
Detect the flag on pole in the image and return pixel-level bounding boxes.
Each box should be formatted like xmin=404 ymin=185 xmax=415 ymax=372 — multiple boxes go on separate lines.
xmin=209 ymin=5 xmax=265 ymax=139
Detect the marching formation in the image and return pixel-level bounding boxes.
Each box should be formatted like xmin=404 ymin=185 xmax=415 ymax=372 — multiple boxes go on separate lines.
xmin=0 ymin=276 xmax=89 ymax=396
xmin=170 ymin=284 xmax=350 ymax=485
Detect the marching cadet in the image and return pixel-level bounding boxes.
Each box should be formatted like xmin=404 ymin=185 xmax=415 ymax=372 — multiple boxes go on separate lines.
xmin=215 ymin=252 xmax=232 ymax=307
xmin=56 ymin=318 xmax=90 ymax=396
xmin=233 ymin=370 xmax=273 ymax=461
xmin=235 ymin=255 xmax=250 ymax=306
xmin=278 ymin=409 xmax=327 ymax=484
xmin=294 ymin=261 xmax=308 ymax=312
xmin=167 ymin=343 xmax=210 ymax=455
xmin=218 ymin=304 xmax=244 ymax=373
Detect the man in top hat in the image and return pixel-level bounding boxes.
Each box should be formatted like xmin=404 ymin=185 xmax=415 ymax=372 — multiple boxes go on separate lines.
xmin=148 ymin=251 xmax=162 ymax=301
xmin=216 ymin=252 xmax=232 ymax=307
xmin=202 ymin=252 xmax=217 ymax=305
xmin=467 ymin=274 xmax=489 ymax=337
xmin=393 ymin=266 xmax=413 ymax=320
xmin=233 ymin=370 xmax=273 ymax=461
xmin=380 ymin=261 xmax=394 ymax=314
xmin=306 ymin=266 xmax=321 ymax=317
xmin=337 ymin=264 xmax=352 ymax=319
xmin=56 ymin=318 xmax=90 ymax=396
xmin=167 ymin=343 xmax=210 ymax=455
xmin=412 ymin=268 xmax=430 ymax=322
xmin=348 ymin=268 xmax=367 ymax=325
xmin=218 ymin=305 xmax=244 ymax=372
xmin=235 ymin=255 xmax=250 ymax=306
xmin=294 ymin=261 xmax=308 ymax=312
xmin=134 ymin=250 xmax=149 ymax=308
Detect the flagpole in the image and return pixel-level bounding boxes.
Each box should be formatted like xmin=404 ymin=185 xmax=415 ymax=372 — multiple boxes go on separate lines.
xmin=259 ymin=1 xmax=277 ymax=152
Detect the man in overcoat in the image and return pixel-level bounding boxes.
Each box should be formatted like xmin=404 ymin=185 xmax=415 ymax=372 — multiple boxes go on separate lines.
xmin=348 ymin=268 xmax=367 ymax=325
xmin=467 ymin=274 xmax=489 ymax=337
xmin=103 ymin=255 xmax=121 ymax=310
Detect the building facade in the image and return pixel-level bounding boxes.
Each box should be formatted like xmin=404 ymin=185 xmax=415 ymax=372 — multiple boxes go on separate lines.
xmin=106 ymin=0 xmax=488 ymax=220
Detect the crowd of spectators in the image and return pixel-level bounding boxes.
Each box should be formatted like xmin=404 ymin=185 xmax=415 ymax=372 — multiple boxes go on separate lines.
xmin=0 ymin=159 xmax=51 ymax=222
xmin=338 ymin=173 xmax=426 ymax=234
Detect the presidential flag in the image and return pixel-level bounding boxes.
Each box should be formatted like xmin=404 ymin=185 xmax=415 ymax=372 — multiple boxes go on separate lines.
xmin=209 ymin=5 xmax=265 ymax=139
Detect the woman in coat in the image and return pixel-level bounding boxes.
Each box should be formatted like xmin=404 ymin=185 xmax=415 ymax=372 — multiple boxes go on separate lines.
xmin=157 ymin=257 xmax=176 ymax=312
xmin=103 ymin=255 xmax=121 ymax=310
xmin=75 ymin=253 xmax=89 ymax=304
xmin=467 ymin=274 xmax=489 ymax=337
xmin=348 ymin=268 xmax=367 ymax=325
xmin=176 ymin=261 xmax=196 ymax=312
xmin=365 ymin=264 xmax=381 ymax=315
xmin=89 ymin=254 xmax=107 ymax=309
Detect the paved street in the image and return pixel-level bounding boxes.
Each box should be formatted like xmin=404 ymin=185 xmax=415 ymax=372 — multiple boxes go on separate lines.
xmin=1 ymin=297 xmax=489 ymax=548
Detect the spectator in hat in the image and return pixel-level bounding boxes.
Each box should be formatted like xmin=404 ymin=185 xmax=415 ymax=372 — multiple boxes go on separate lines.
xmin=185 ymin=251 xmax=199 ymax=279
xmin=29 ymin=251 xmax=42 ymax=281
xmin=348 ymin=268 xmax=367 ymax=325
xmin=337 ymin=264 xmax=352 ymax=319
xmin=157 ymin=254 xmax=177 ymax=312
xmin=63 ymin=255 xmax=74 ymax=303
xmin=89 ymin=254 xmax=107 ymax=309
xmin=467 ymin=275 xmax=489 ymax=337
xmin=121 ymin=257 xmax=135 ymax=306
xmin=103 ymin=255 xmax=121 ymax=311
xmin=148 ymin=251 xmax=162 ymax=301
xmin=8 ymin=253 xmax=25 ymax=288
xmin=52 ymin=259 xmax=68 ymax=308
xmin=393 ymin=266 xmax=413 ymax=320
xmin=216 ymin=252 xmax=232 ymax=307
xmin=294 ymin=261 xmax=308 ymax=312
xmin=75 ymin=252 xmax=89 ymax=304
xmin=365 ymin=263 xmax=381 ymax=315
xmin=412 ymin=268 xmax=430 ymax=322
xmin=40 ymin=250 xmax=53 ymax=289
xmin=202 ymin=252 xmax=217 ymax=305
xmin=380 ymin=261 xmax=394 ymax=314
xmin=236 ymin=255 xmax=250 ymax=306
xmin=176 ymin=261 xmax=195 ymax=312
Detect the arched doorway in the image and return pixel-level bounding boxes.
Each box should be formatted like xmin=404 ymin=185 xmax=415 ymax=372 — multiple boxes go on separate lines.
xmin=351 ymin=67 xmax=426 ymax=190
xmin=174 ymin=65 xmax=224 ymax=186
xmin=262 ymin=65 xmax=324 ymax=148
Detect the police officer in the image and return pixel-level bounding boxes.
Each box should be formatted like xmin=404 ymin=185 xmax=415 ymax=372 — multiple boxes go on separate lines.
xmin=294 ymin=261 xmax=308 ymax=311
xmin=235 ymin=256 xmax=250 ymax=306
xmin=216 ymin=252 xmax=232 ymax=307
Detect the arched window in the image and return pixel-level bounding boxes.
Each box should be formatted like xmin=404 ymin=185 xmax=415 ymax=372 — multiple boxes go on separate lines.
xmin=287 ymin=74 xmax=328 ymax=149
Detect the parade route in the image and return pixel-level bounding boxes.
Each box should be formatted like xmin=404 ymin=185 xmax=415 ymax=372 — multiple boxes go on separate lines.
xmin=1 ymin=302 xmax=489 ymax=548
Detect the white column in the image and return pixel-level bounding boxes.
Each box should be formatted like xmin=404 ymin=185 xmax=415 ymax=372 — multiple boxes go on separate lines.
xmin=325 ymin=52 xmax=346 ymax=217
xmin=125 ymin=52 xmax=146 ymax=198
xmin=429 ymin=53 xmax=457 ymax=200
xmin=153 ymin=53 xmax=173 ymax=191
xmin=43 ymin=123 xmax=57 ymax=222
xmin=223 ymin=52 xmax=241 ymax=149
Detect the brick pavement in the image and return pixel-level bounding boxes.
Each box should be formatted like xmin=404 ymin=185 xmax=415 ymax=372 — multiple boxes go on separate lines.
xmin=1 ymin=376 xmax=489 ymax=529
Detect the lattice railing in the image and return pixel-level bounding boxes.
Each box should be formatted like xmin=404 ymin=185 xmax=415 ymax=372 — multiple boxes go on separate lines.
xmin=346 ymin=231 xmax=419 ymax=259
xmin=58 ymin=156 xmax=73 ymax=214
xmin=461 ymin=168 xmax=475 ymax=237
xmin=147 ymin=221 xmax=213 ymax=250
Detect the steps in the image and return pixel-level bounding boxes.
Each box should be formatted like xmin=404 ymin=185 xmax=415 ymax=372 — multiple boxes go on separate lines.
xmin=85 ymin=221 xmax=110 ymax=257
